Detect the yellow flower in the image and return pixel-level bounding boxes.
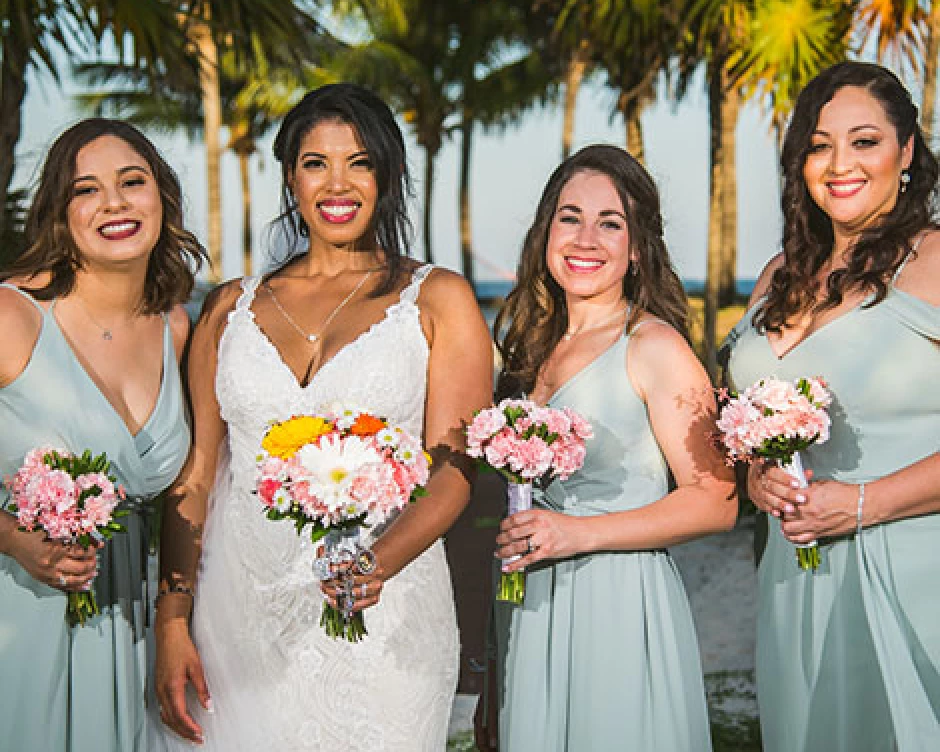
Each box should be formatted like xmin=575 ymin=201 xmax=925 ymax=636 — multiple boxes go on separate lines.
xmin=262 ymin=416 xmax=334 ymax=459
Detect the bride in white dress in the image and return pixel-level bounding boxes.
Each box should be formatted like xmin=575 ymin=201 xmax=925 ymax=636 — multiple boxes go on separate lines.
xmin=151 ymin=83 xmax=492 ymax=751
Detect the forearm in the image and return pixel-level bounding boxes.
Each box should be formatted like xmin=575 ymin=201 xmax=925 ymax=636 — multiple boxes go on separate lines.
xmin=372 ymin=462 xmax=473 ymax=579
xmin=156 ymin=485 xmax=208 ymax=623
xmin=864 ymin=451 xmax=940 ymax=527
xmin=0 ymin=509 xmax=17 ymax=556
xmin=577 ymin=481 xmax=738 ymax=554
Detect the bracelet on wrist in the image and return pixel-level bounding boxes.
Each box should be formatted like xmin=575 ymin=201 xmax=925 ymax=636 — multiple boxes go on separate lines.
xmin=155 ymin=582 xmax=195 ymax=607
xmin=856 ymin=482 xmax=866 ymax=537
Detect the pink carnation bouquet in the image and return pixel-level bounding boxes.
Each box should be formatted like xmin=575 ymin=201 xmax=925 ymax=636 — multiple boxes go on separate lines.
xmin=254 ymin=406 xmax=430 ymax=641
xmin=5 ymin=447 xmax=127 ymax=626
xmin=716 ymin=376 xmax=832 ymax=570
xmin=466 ymin=398 xmax=592 ymax=603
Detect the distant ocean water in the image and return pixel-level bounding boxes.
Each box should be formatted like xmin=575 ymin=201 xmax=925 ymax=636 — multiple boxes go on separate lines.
xmin=473 ymin=278 xmax=757 ymax=301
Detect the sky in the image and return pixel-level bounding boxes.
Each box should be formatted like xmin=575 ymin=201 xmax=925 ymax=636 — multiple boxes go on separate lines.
xmin=13 ymin=53 xmax=923 ymax=286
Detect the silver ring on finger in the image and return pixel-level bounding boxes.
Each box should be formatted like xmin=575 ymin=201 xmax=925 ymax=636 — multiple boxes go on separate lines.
xmin=58 ymin=574 xmax=68 ymax=587
xmin=526 ymin=537 xmax=534 ymax=555
xmin=360 ymin=583 xmax=367 ymax=599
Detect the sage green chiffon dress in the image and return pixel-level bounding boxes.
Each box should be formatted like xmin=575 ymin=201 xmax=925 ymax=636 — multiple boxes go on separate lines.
xmin=499 ymin=332 xmax=712 ymax=751
xmin=726 ymin=285 xmax=940 ymax=752
xmin=0 ymin=285 xmax=190 ymax=752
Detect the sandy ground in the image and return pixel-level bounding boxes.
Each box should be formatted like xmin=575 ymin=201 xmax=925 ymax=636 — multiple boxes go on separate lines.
xmin=447 ymin=514 xmax=761 ymax=741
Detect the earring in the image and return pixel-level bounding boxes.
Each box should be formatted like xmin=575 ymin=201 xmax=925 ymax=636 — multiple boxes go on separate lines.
xmin=900 ymin=170 xmax=911 ymax=193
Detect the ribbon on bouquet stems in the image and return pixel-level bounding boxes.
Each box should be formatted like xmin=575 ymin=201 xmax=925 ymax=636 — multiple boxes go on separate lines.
xmin=498 ymin=482 xmax=532 ymax=604
xmin=780 ymin=451 xmax=820 ymax=571
xmin=314 ymin=525 xmax=372 ymax=642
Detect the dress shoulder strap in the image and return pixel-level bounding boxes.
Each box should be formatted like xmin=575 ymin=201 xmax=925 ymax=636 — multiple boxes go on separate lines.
xmin=399 ymin=264 xmax=435 ymax=305
xmin=892 ymin=234 xmax=927 ymax=283
xmin=0 ymin=282 xmax=45 ymax=312
xmin=234 ymin=276 xmax=263 ymax=313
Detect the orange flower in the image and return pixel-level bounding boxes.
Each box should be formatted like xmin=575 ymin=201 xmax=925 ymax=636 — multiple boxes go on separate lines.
xmin=349 ymin=413 xmax=386 ymax=437
xmin=262 ymin=416 xmax=334 ymax=459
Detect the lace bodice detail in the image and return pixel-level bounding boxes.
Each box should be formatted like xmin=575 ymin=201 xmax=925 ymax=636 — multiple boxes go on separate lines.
xmin=217 ymin=267 xmax=431 ymax=494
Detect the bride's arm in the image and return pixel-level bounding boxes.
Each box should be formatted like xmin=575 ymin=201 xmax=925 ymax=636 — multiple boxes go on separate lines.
xmin=154 ymin=282 xmax=239 ymax=745
xmin=370 ymin=269 xmax=493 ymax=581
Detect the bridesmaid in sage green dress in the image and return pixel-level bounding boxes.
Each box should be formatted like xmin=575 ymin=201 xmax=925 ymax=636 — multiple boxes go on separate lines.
xmin=0 ymin=119 xmax=203 ymax=751
xmin=726 ymin=62 xmax=940 ymax=752
xmin=484 ymin=145 xmax=737 ymax=751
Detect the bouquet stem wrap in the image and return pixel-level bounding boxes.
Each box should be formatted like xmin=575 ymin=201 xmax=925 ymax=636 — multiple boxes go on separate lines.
xmin=781 ymin=451 xmax=820 ymax=571
xmin=318 ymin=525 xmax=368 ymax=642
xmin=497 ymin=482 xmax=532 ymax=604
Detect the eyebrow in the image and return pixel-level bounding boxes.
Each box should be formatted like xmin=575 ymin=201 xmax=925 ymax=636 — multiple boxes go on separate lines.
xmin=298 ymin=150 xmax=371 ymax=161
xmin=558 ymin=204 xmax=626 ymax=220
xmin=72 ymin=165 xmax=150 ymax=183
xmin=812 ymin=124 xmax=883 ymax=137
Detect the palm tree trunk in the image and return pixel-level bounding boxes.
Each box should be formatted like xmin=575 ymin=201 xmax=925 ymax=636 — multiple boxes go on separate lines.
xmin=459 ymin=119 xmax=475 ymax=288
xmin=703 ymin=59 xmax=726 ymax=379
xmin=562 ymin=41 xmax=590 ymax=159
xmin=238 ymin=150 xmax=253 ymax=276
xmin=621 ymin=95 xmax=645 ymax=164
xmin=718 ymin=85 xmax=740 ymax=307
xmin=0 ymin=29 xmax=31 ymax=244
xmin=922 ymin=2 xmax=940 ymax=145
xmin=190 ymin=17 xmax=223 ymax=283
xmin=423 ymin=148 xmax=435 ymax=264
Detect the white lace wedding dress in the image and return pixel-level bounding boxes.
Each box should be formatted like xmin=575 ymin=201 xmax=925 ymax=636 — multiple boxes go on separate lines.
xmin=153 ymin=265 xmax=459 ymax=751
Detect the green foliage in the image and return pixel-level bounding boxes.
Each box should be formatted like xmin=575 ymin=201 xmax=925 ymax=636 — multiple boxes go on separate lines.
xmin=0 ymin=190 xmax=28 ymax=271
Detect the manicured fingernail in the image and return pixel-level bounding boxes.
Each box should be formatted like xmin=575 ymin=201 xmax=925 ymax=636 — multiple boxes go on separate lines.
xmin=790 ymin=480 xmax=800 ymax=488
xmin=206 ymin=699 xmax=215 ymax=714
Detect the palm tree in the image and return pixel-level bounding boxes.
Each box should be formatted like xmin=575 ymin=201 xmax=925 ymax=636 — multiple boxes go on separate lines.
xmin=0 ymin=0 xmax=176 ymax=242
xmin=924 ymin=2 xmax=940 ymax=142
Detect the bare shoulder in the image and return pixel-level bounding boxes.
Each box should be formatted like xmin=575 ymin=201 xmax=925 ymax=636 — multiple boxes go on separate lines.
xmin=749 ymin=252 xmax=785 ymax=307
xmin=167 ymin=304 xmax=192 ymax=362
xmin=895 ymin=230 xmax=940 ymax=306
xmin=0 ymin=285 xmax=44 ymax=387
xmin=627 ymin=316 xmax=710 ymax=399
xmin=417 ymin=267 xmax=480 ymax=316
xmin=194 ymin=279 xmax=243 ymax=335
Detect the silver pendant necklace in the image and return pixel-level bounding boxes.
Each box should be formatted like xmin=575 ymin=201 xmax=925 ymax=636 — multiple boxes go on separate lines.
xmin=265 ymin=270 xmax=374 ymax=344
xmin=563 ymin=303 xmax=632 ymax=341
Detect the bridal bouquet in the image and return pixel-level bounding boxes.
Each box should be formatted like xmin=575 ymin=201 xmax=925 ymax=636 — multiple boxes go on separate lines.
xmin=5 ymin=447 xmax=126 ymax=626
xmin=716 ymin=376 xmax=832 ymax=570
xmin=255 ymin=406 xmax=430 ymax=641
xmin=466 ymin=398 xmax=592 ymax=603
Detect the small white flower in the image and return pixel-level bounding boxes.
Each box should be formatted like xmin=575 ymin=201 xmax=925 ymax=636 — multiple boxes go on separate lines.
xmin=376 ymin=428 xmax=399 ymax=448
xmin=272 ymin=487 xmax=292 ymax=514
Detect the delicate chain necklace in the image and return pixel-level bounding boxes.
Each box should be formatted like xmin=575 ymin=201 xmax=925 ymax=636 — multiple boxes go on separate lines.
xmin=73 ymin=296 xmax=136 ymax=342
xmin=265 ymin=270 xmax=374 ymax=344
xmin=563 ymin=303 xmax=632 ymax=341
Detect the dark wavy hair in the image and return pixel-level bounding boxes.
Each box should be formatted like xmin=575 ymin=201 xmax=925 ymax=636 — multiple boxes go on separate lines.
xmin=1 ymin=118 xmax=206 ymax=314
xmin=495 ymin=144 xmax=689 ymax=399
xmin=270 ymin=82 xmax=413 ymax=295
xmin=755 ymin=61 xmax=939 ymax=333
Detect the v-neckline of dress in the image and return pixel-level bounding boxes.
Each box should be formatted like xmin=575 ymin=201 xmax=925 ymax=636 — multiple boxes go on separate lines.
xmin=541 ymin=334 xmax=625 ymax=407
xmin=47 ymin=304 xmax=169 ymax=441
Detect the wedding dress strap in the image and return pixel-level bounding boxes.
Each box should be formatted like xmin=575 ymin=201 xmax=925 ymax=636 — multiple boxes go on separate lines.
xmin=399 ymin=264 xmax=435 ymax=305
xmin=235 ymin=276 xmax=263 ymax=313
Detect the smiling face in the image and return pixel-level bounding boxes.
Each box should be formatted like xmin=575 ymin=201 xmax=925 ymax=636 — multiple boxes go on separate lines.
xmin=66 ymin=134 xmax=163 ymax=269
xmin=545 ymin=170 xmax=633 ymax=305
xmin=803 ymin=85 xmax=913 ymax=249
xmin=289 ymin=119 xmax=378 ymax=251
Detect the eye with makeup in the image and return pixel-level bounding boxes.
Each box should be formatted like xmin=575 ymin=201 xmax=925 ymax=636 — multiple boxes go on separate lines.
xmin=350 ymin=155 xmax=373 ymax=170
xmin=852 ymin=136 xmax=880 ymax=149
xmin=71 ymin=182 xmax=97 ymax=198
xmin=300 ymin=156 xmax=326 ymax=171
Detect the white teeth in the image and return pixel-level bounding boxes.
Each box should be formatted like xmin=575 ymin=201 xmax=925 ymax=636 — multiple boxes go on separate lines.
xmin=321 ymin=204 xmax=357 ymax=217
xmin=568 ymin=258 xmax=603 ymax=269
xmin=99 ymin=221 xmax=137 ymax=236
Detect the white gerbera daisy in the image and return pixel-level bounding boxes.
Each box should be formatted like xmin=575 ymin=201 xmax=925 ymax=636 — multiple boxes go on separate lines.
xmin=295 ymin=434 xmax=384 ymax=517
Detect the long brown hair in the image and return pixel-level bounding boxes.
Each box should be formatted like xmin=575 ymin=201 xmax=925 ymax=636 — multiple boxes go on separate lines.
xmin=495 ymin=144 xmax=688 ymax=399
xmin=1 ymin=118 xmax=206 ymax=314
xmin=756 ymin=62 xmax=939 ymax=333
